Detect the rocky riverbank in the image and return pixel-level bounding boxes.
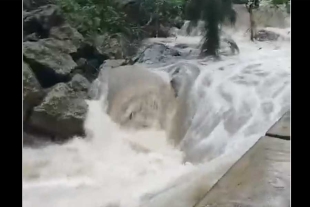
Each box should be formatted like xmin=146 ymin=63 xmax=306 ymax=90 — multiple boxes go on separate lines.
xmin=22 ymin=2 xmax=184 ymax=144
xmin=23 ymin=1 xmax=290 ymax=145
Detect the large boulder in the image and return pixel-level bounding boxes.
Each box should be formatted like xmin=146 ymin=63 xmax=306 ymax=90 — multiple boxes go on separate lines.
xmin=23 ymin=62 xmax=45 ymax=121
xmin=28 ymin=74 xmax=90 ymax=140
xmin=23 ymin=38 xmax=77 ymax=87
xmin=23 ymin=4 xmax=64 ymax=38
xmin=105 ymin=65 xmax=176 ymax=130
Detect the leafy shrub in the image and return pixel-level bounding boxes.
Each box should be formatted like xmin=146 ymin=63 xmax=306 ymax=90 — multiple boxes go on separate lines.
xmin=56 ymin=0 xmax=186 ymax=39
xmin=272 ymin=0 xmax=290 ymax=5
xmin=55 ymin=0 xmax=143 ymax=38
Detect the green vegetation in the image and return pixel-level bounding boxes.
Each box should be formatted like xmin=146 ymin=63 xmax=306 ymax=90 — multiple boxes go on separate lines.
xmin=55 ymin=0 xmax=139 ymax=38
xmin=271 ymin=0 xmax=289 ymax=5
xmin=56 ymin=0 xmax=187 ymax=39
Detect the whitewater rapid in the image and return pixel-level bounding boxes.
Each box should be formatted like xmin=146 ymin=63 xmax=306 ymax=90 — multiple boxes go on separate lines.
xmin=23 ymin=27 xmax=290 ymax=207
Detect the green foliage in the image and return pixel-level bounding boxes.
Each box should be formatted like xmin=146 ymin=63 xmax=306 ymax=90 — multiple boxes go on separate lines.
xmin=272 ymin=0 xmax=289 ymax=5
xmin=232 ymin=0 xmax=248 ymax=4
xmin=144 ymin=0 xmax=185 ymax=19
xmin=56 ymin=0 xmax=187 ymax=39
xmin=56 ymin=0 xmax=143 ymax=39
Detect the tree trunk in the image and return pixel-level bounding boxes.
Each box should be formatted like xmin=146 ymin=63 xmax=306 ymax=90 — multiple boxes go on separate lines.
xmin=247 ymin=3 xmax=256 ymax=41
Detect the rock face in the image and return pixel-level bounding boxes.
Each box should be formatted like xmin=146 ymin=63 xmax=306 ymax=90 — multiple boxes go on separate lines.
xmin=93 ymin=34 xmax=130 ymax=59
xmin=105 ymin=65 xmax=176 ymax=130
xmin=23 ymin=39 xmax=77 ymax=87
xmin=49 ymin=23 xmax=84 ymax=44
xmin=23 ymin=4 xmax=64 ymax=38
xmin=22 ymin=4 xmax=111 ymax=144
xmin=23 ymin=62 xmax=45 ymax=121
xmin=28 ymin=75 xmax=89 ymax=140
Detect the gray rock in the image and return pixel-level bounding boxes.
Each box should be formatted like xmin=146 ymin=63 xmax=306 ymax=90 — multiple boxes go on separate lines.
xmin=100 ymin=59 xmax=126 ymax=69
xmin=93 ymin=34 xmax=138 ymax=59
xmin=49 ymin=23 xmax=84 ymax=47
xmin=255 ymin=29 xmax=280 ymax=41
xmin=76 ymin=58 xmax=87 ymax=67
xmin=28 ymin=81 xmax=88 ymax=139
xmin=24 ymin=33 xmax=40 ymax=42
xmin=93 ymin=34 xmax=124 ymax=59
xmin=23 ymin=4 xmax=64 ymax=37
xmin=23 ymin=38 xmax=77 ymax=76
xmin=106 ymin=65 xmax=176 ymax=130
xmin=23 ymin=0 xmax=55 ymax=11
xmin=67 ymin=74 xmax=90 ymax=94
xmin=23 ymin=62 xmax=45 ymax=121
xmin=135 ymin=43 xmax=181 ymax=65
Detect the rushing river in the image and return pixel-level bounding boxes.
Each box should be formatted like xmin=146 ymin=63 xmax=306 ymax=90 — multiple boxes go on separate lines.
xmin=23 ymin=6 xmax=291 ymax=207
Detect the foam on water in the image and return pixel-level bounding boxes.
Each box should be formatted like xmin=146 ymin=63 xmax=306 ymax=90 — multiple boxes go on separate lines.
xmin=23 ymin=21 xmax=290 ymax=207
xmin=23 ymin=98 xmax=196 ymax=207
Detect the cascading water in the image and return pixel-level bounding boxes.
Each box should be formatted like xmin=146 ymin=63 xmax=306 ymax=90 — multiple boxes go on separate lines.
xmin=23 ymin=5 xmax=291 ymax=207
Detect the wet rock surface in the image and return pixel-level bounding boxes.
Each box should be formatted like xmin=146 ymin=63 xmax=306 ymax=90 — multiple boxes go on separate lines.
xmin=134 ymin=43 xmax=181 ymax=65
xmin=23 ymin=62 xmax=45 ymax=122
xmin=28 ymin=79 xmax=88 ymax=140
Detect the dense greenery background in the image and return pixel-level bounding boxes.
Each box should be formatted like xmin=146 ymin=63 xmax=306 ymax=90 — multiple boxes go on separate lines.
xmin=55 ymin=0 xmax=290 ymax=56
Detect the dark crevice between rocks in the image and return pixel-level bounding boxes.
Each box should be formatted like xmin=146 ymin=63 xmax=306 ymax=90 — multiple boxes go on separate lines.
xmin=266 ymin=133 xmax=290 ymax=141
xmin=23 ymin=20 xmax=50 ymax=40
xmin=70 ymin=43 xmax=109 ymax=81
xmin=70 ymin=43 xmax=109 ymax=63
xmin=24 ymin=56 xmax=71 ymax=88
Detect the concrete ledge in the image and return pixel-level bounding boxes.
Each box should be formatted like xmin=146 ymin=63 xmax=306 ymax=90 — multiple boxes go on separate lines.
xmin=195 ymin=136 xmax=290 ymax=207
xmin=266 ymin=111 xmax=290 ymax=139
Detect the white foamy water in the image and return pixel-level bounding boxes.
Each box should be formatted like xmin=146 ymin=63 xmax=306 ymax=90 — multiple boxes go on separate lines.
xmin=23 ymin=23 xmax=290 ymax=207
xmin=23 ymin=98 xmax=196 ymax=207
xmin=139 ymin=28 xmax=290 ymax=207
